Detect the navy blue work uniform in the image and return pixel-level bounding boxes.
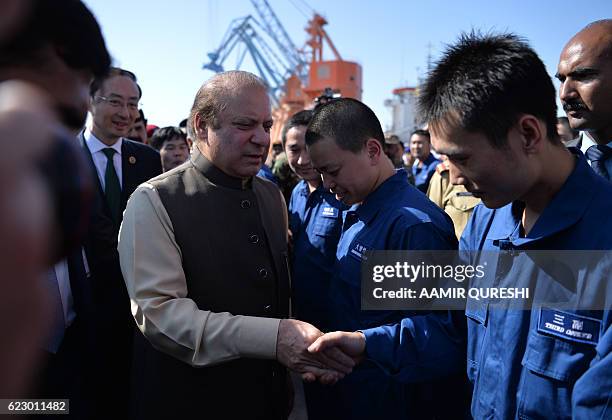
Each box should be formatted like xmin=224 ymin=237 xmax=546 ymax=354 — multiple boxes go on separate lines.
xmin=256 ymin=164 xmax=278 ymax=185
xmin=326 ymin=169 xmax=469 ymax=420
xmin=288 ymin=180 xmax=346 ymax=420
xmin=363 ymin=151 xmax=612 ymax=419
xmin=288 ymin=180 xmax=346 ymax=329
xmin=412 ymin=154 xmax=440 ymax=193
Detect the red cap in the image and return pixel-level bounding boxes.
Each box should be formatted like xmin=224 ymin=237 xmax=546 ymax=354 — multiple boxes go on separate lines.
xmin=146 ymin=124 xmax=159 ymax=138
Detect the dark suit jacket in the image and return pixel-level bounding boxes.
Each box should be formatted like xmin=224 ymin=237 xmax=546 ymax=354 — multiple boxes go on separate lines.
xmin=78 ymin=133 xmax=161 ymax=319
xmin=78 ymin=133 xmax=163 ymax=228
xmin=77 ymin=132 xmax=161 ymax=416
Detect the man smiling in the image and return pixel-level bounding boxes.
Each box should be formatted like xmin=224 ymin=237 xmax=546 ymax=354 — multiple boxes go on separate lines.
xmin=79 ymin=67 xmax=162 ymax=414
xmin=304 ymin=98 xmax=464 ymax=420
xmin=284 ymin=109 xmax=348 ymax=420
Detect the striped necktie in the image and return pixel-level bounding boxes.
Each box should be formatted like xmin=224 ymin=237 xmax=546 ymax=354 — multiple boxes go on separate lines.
xmin=585 ymin=144 xmax=612 ymax=180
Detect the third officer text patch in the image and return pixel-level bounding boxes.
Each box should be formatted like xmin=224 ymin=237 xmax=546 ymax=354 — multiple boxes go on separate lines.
xmin=537 ymin=308 xmax=601 ymax=346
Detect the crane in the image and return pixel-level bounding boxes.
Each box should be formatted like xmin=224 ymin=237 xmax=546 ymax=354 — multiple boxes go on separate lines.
xmin=203 ymin=15 xmax=293 ymax=106
xmin=249 ymin=0 xmax=309 ymax=84
xmin=202 ymin=0 xmax=362 ymax=142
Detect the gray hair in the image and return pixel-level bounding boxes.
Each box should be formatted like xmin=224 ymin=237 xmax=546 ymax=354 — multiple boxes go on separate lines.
xmin=189 ymin=71 xmax=268 ymax=142
xmin=185 ymin=116 xmax=195 ymax=142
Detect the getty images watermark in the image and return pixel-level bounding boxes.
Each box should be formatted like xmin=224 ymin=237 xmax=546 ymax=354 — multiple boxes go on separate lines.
xmin=371 ymin=260 xmax=531 ymax=301
xmin=360 ymin=250 xmax=611 ymax=311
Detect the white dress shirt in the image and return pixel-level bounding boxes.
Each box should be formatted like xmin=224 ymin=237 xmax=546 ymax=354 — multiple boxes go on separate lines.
xmin=53 ymin=258 xmax=76 ymax=328
xmin=84 ymin=129 xmax=123 ymax=190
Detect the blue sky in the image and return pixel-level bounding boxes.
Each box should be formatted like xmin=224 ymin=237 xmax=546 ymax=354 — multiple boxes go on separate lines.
xmin=82 ymin=0 xmax=611 ymax=129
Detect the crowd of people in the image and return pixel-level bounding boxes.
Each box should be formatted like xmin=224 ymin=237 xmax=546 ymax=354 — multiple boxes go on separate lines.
xmin=0 ymin=0 xmax=610 ymax=419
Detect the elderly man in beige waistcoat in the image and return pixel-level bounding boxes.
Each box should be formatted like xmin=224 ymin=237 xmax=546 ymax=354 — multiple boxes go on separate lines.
xmin=119 ymin=71 xmax=352 ymax=420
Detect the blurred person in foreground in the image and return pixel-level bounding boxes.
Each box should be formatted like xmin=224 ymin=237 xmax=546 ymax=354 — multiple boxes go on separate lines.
xmin=0 ymin=0 xmax=111 ymax=414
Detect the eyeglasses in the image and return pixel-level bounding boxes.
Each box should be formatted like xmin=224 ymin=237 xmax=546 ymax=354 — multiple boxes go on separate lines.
xmin=95 ymin=95 xmax=140 ymax=111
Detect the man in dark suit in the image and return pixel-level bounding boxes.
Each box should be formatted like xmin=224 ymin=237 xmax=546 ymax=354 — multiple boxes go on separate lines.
xmin=79 ymin=67 xmax=162 ymax=416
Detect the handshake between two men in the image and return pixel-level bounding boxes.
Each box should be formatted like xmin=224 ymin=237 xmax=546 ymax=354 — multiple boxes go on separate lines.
xmin=276 ymin=319 xmax=367 ymax=384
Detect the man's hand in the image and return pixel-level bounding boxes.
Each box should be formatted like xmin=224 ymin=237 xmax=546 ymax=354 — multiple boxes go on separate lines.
xmin=276 ymin=319 xmax=355 ymax=385
xmin=308 ymin=331 xmax=367 ymax=367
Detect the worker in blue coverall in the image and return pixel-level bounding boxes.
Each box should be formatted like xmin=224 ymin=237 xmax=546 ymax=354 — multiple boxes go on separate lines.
xmin=308 ymin=32 xmax=611 ymax=419
xmin=410 ymin=129 xmax=440 ymax=193
xmin=285 ymin=109 xmax=346 ymax=330
xmin=305 ymin=98 xmax=471 ymax=419
xmin=284 ymin=109 xmax=348 ymax=419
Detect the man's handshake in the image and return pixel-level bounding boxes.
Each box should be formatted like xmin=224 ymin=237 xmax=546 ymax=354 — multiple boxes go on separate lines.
xmin=276 ymin=319 xmax=367 ymax=385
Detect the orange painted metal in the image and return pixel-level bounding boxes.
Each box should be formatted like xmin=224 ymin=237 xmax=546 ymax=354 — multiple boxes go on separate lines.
xmin=303 ymin=60 xmax=362 ymax=101
xmin=269 ymin=12 xmax=362 ymax=144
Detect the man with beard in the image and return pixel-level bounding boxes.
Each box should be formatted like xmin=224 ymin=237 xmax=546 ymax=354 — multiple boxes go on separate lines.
xmin=557 ymin=19 xmax=612 ymax=180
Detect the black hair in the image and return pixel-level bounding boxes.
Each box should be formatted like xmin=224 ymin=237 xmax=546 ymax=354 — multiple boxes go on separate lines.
xmin=149 ymin=126 xmax=187 ymax=151
xmin=281 ymin=109 xmax=313 ymax=147
xmin=410 ymin=129 xmax=430 ymax=140
xmin=305 ymin=98 xmax=384 ymax=153
xmin=419 ymin=31 xmax=559 ymax=147
xmin=136 ymin=109 xmax=146 ymax=123
xmin=90 ymin=67 xmax=141 ymax=98
xmin=0 ymin=0 xmax=110 ymax=78
xmin=179 ymin=118 xmax=188 ymax=128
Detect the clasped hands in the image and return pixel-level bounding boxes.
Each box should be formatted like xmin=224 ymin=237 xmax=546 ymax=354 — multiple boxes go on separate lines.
xmin=276 ymin=319 xmax=367 ymax=385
